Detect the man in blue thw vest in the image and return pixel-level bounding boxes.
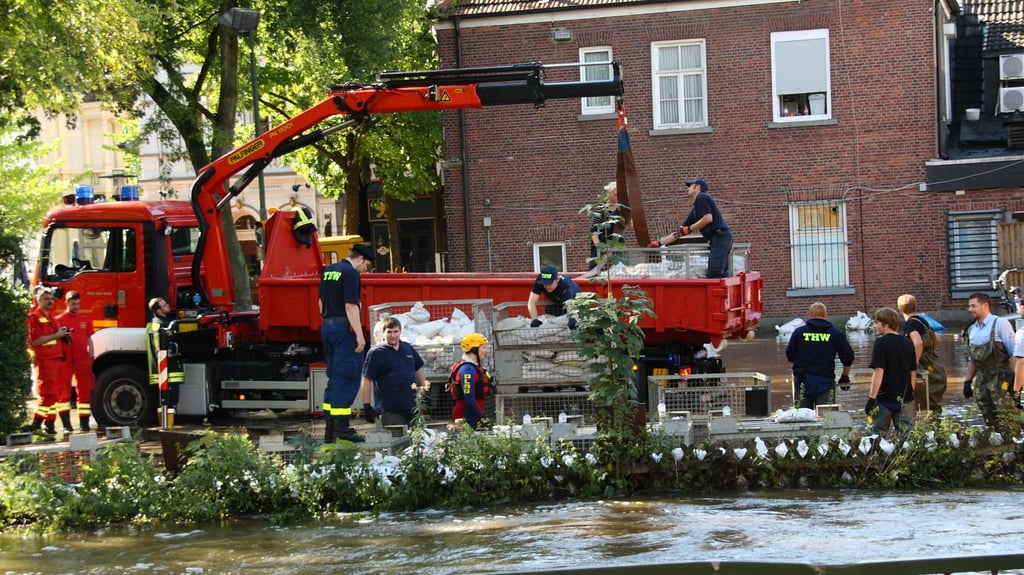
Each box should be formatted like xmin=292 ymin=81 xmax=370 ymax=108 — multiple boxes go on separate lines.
xmin=786 ymin=302 xmax=855 ymax=409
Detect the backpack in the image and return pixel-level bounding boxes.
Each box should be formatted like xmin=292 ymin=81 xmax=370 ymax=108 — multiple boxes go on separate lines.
xmin=446 ymin=360 xmax=494 ymax=400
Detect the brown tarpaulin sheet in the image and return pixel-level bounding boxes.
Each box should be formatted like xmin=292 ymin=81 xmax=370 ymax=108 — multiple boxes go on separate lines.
xmin=615 ymin=115 xmax=649 ymax=247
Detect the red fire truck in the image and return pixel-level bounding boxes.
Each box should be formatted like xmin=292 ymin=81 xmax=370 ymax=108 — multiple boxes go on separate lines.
xmin=33 ymin=61 xmax=762 ymax=426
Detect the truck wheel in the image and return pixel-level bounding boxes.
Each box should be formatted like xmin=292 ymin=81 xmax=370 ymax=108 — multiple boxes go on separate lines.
xmin=93 ymin=365 xmax=158 ymax=427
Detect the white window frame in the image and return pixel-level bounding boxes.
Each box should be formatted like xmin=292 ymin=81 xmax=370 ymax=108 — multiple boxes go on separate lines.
xmin=947 ymin=210 xmax=1001 ymax=297
xmin=651 ymin=40 xmax=707 ymax=129
xmin=771 ymin=29 xmax=832 ymax=123
xmin=533 ymin=242 xmax=567 ymax=273
xmin=580 ymin=47 xmax=615 ymax=115
xmin=788 ymin=201 xmax=849 ymax=289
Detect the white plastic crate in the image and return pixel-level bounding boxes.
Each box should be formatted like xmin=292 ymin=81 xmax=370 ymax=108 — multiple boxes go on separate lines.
xmin=648 ymin=372 xmax=771 ymax=418
xmin=367 ymin=299 xmax=494 ymax=380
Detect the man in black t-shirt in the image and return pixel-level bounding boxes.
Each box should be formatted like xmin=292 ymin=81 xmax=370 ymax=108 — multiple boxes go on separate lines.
xmin=866 ymin=307 xmax=917 ymax=436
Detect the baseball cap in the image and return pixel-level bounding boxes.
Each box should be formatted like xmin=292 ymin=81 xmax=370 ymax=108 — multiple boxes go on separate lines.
xmin=538 ymin=265 xmax=559 ymax=285
xmin=685 ymin=178 xmax=708 ymax=192
xmin=352 ymin=243 xmax=376 ymax=262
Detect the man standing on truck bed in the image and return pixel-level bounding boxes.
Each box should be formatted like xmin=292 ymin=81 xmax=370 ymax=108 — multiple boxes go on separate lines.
xmin=319 ymin=243 xmax=375 ymax=443
xmin=649 ymin=178 xmax=734 ymax=278
xmin=527 ymin=265 xmax=581 ymax=329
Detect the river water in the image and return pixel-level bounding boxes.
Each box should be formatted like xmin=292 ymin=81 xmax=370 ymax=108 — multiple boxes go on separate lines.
xmin=2 ymin=490 xmax=1023 ymax=574
xmin=0 ymin=332 xmax=1004 ymax=574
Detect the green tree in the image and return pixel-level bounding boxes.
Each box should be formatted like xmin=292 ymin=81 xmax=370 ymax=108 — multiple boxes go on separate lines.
xmin=0 ymin=218 xmax=31 ymax=436
xmin=261 ymin=0 xmax=440 ymax=271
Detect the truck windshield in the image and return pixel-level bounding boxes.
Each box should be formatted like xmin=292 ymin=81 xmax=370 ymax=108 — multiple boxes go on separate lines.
xmin=43 ymin=226 xmax=136 ymax=280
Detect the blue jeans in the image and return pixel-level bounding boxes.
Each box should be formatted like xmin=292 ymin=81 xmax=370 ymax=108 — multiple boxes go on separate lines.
xmin=321 ymin=321 xmax=362 ymax=415
xmin=707 ymin=228 xmax=734 ymax=278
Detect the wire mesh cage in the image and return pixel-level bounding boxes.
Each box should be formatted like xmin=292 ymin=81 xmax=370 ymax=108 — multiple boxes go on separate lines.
xmin=596 ymin=243 xmax=750 ymax=279
xmin=495 ymin=391 xmax=593 ymax=426
xmin=494 ymin=347 xmax=593 ymax=388
xmin=649 ymin=372 xmax=772 ymax=419
xmin=493 ymin=301 xmax=575 ymax=348
xmin=368 ymin=299 xmax=494 ymax=379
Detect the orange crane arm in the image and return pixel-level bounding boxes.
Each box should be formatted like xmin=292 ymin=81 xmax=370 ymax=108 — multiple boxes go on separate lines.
xmin=190 ymin=61 xmax=624 ymax=310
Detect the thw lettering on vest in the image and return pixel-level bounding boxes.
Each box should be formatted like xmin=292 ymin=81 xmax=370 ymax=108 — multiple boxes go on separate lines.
xmin=803 ymin=332 xmax=831 ymax=342
xmin=323 ymin=270 xmax=343 ymax=281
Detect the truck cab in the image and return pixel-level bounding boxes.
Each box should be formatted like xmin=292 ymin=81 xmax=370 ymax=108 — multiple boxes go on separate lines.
xmin=34 ymin=200 xmax=202 ymax=425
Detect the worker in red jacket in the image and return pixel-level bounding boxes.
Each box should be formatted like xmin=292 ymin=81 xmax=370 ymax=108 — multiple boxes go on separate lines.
xmin=27 ymin=287 xmax=70 ymax=435
xmin=57 ymin=290 xmax=95 ymax=431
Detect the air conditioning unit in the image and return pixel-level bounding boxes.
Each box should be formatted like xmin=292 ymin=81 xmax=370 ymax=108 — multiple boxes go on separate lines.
xmin=1001 ymin=54 xmax=1024 ymax=80
xmin=1000 ymin=87 xmax=1024 ymax=113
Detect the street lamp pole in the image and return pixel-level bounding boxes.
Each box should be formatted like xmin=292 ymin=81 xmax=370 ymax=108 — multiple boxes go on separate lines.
xmin=218 ymin=7 xmax=266 ymax=220
xmin=244 ymin=30 xmax=267 ymax=221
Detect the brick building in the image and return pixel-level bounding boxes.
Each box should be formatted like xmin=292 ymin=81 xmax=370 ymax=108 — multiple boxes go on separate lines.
xmin=432 ymin=0 xmax=1024 ymax=322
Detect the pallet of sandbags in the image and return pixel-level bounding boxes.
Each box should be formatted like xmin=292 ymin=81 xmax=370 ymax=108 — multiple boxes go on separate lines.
xmin=368 ymin=299 xmax=494 ymax=380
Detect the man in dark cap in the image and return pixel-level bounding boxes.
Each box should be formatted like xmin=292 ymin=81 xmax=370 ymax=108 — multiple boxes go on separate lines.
xmin=649 ymin=178 xmax=734 ymax=278
xmin=319 ymin=242 xmax=375 ymax=443
xmin=527 ymin=265 xmax=581 ymax=328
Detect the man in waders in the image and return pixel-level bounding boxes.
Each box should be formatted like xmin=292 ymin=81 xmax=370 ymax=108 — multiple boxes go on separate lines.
xmin=963 ymin=292 xmax=1016 ymax=428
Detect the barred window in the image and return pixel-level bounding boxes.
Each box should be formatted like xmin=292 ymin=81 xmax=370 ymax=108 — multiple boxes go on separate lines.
xmin=947 ymin=210 xmax=1000 ymax=297
xmin=789 ymin=201 xmax=849 ymax=289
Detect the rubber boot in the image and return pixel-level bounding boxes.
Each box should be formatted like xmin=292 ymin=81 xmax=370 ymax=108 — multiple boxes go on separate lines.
xmin=79 ymin=416 xmax=91 ymax=432
xmin=323 ymin=415 xmax=337 ymax=444
xmin=59 ymin=411 xmax=74 ymax=433
xmin=335 ymin=415 xmax=365 ymax=443
xmin=44 ymin=420 xmax=56 ymax=435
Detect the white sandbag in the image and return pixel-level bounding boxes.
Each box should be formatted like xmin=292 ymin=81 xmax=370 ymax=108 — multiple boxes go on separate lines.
xmin=775 ymin=317 xmax=805 ymax=337
xmin=415 ymin=318 xmax=449 ymax=339
xmin=405 ymin=302 xmax=431 ymax=324
xmin=450 ymin=307 xmax=470 ymax=325
xmin=497 ymin=317 xmax=528 ymax=331
xmin=773 ymin=407 xmax=817 ymax=423
xmin=846 ymin=311 xmax=871 ymax=331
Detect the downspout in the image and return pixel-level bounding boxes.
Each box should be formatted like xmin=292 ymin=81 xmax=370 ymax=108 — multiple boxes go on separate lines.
xmin=455 ymin=16 xmax=473 ymax=271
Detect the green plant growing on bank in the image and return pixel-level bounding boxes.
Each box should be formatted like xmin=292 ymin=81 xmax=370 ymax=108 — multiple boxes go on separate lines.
xmin=566 ymin=285 xmax=654 ymax=496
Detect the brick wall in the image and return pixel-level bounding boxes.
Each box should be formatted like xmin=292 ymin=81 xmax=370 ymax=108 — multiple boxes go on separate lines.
xmin=435 ymin=0 xmax=1014 ymax=319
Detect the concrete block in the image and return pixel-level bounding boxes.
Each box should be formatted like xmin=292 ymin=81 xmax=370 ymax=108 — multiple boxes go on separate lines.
xmin=106 ymin=426 xmax=132 ymax=441
xmin=708 ymin=416 xmax=739 ymax=434
xmin=550 ymin=423 xmax=577 ymax=442
xmin=519 ymin=423 xmax=549 ymax=440
xmin=364 ymin=432 xmax=395 ymax=450
xmin=69 ymin=432 xmax=98 ymax=452
xmin=384 ymin=425 xmax=408 ymax=438
xmin=258 ymin=434 xmax=287 ymax=451
xmin=6 ymin=433 xmax=32 ymax=447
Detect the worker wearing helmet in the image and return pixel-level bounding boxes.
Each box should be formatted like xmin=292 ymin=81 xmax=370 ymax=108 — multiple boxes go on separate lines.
xmin=527 ymin=265 xmax=581 ymax=329
xmin=450 ymin=332 xmax=491 ymax=430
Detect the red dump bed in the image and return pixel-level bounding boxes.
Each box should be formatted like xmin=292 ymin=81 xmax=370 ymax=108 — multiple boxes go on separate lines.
xmin=256 ymin=211 xmax=762 ymax=347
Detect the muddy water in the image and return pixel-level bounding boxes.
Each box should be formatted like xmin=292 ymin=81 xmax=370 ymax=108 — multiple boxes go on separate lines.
xmin=1 ymin=489 xmax=1023 ymax=574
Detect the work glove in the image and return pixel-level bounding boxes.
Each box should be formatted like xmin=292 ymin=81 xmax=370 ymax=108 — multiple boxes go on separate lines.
xmin=1015 ymin=391 xmax=1023 ymax=410
xmin=646 ymin=240 xmax=661 ymax=248
xmin=362 ymin=404 xmax=377 ymax=423
xmin=963 ymin=379 xmax=974 ymax=399
xmin=679 ymin=225 xmax=691 ymax=236
xmin=837 ymin=374 xmax=851 ymax=391
xmin=567 ymin=317 xmax=577 ymax=330
xmin=530 ymin=318 xmax=543 ymax=328
xmin=864 ymin=397 xmax=878 ymax=416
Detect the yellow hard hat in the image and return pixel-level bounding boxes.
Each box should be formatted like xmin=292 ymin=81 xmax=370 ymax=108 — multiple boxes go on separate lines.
xmin=461 ymin=332 xmax=488 ymax=353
